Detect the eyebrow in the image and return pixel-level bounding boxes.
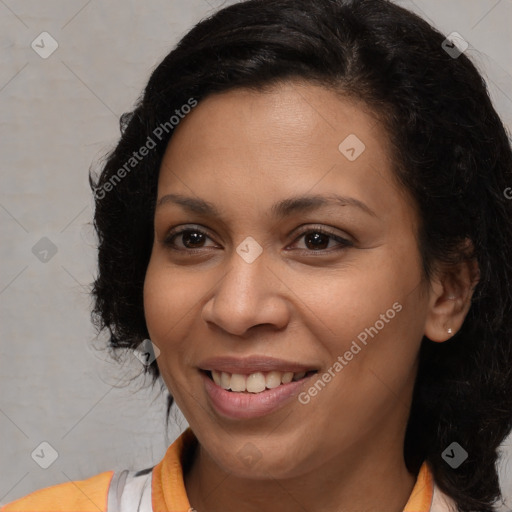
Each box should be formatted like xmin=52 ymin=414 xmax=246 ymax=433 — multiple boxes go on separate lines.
xmin=156 ymin=193 xmax=377 ymax=218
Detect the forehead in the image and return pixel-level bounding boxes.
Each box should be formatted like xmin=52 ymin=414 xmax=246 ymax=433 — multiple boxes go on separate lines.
xmin=156 ymin=81 xmax=414 ymax=226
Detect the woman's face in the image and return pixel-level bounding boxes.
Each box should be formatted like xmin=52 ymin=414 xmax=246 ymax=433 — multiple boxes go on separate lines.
xmin=144 ymin=81 xmax=432 ymax=478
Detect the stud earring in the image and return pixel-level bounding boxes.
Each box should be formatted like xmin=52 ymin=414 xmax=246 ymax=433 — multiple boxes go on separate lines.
xmin=447 ymin=328 xmax=453 ymax=334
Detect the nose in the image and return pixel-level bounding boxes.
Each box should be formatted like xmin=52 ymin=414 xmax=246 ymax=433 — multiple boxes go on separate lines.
xmin=201 ymin=249 xmax=291 ymax=337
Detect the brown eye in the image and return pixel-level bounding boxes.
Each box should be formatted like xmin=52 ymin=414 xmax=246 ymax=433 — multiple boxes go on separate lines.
xmin=162 ymin=225 xmax=352 ymax=255
xmin=303 ymin=231 xmax=331 ymax=250
xmin=163 ymin=227 xmax=216 ymax=251
xmin=289 ymin=227 xmax=353 ymax=253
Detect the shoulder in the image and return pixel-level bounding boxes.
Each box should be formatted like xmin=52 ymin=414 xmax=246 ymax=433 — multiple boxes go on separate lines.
xmin=1 ymin=471 xmax=114 ymax=512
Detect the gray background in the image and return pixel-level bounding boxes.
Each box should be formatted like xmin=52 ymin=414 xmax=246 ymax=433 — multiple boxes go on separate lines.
xmin=1 ymin=0 xmax=511 ymax=508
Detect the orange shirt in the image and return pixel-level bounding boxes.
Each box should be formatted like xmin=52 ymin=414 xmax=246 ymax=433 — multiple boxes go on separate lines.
xmin=1 ymin=428 xmax=454 ymax=512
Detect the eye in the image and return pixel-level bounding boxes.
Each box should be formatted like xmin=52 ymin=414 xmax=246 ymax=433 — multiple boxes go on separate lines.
xmin=162 ymin=225 xmax=216 ymax=251
xmin=162 ymin=224 xmax=353 ymax=254
xmin=288 ymin=225 xmax=353 ymax=253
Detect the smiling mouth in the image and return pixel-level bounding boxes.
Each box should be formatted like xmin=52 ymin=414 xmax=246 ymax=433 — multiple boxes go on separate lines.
xmin=201 ymin=369 xmax=318 ymax=393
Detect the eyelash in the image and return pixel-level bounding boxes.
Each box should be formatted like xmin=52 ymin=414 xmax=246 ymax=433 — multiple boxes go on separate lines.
xmin=162 ymin=224 xmax=353 ymax=255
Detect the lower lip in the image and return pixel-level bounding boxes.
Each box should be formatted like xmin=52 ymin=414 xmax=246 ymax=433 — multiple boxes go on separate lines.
xmin=201 ymin=371 xmax=313 ymax=420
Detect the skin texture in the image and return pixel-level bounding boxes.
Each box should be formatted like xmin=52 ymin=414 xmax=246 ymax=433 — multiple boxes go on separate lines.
xmin=143 ymin=81 xmax=478 ymax=512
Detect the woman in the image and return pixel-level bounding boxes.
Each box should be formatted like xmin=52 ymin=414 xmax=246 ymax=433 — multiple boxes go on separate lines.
xmin=3 ymin=0 xmax=511 ymax=511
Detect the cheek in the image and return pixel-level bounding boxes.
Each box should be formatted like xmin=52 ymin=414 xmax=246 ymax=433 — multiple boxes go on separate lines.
xmin=309 ymin=278 xmax=423 ymax=437
xmin=143 ymin=256 xmax=210 ymax=379
xmin=143 ymin=264 xmax=181 ymax=394
xmin=315 ymin=253 xmax=424 ymax=370
xmin=143 ymin=256 xmax=199 ymax=338
xmin=143 ymin=264 xmax=169 ymax=341
xmin=307 ymin=266 xmax=405 ymax=339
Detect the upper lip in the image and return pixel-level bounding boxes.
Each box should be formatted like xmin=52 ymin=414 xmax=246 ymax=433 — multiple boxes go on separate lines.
xmin=198 ymin=355 xmax=318 ymax=375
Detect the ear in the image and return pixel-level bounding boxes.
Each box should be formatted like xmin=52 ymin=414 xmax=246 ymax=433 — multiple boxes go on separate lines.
xmin=424 ymin=239 xmax=480 ymax=343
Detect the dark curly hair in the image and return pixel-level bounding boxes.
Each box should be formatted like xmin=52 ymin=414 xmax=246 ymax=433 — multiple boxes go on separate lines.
xmin=88 ymin=0 xmax=512 ymax=510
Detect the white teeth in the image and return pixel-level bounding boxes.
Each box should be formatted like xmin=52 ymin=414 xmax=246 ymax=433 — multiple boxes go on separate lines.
xmin=220 ymin=371 xmax=231 ymax=390
xmin=212 ymin=370 xmax=221 ymax=386
xmin=265 ymin=371 xmax=282 ymax=389
xmin=209 ymin=369 xmax=310 ymax=393
xmin=230 ymin=373 xmax=246 ymax=392
xmin=281 ymin=372 xmax=294 ymax=384
xmin=246 ymin=372 xmax=266 ymax=393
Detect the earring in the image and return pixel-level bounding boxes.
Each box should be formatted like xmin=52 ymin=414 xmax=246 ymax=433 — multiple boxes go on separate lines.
xmin=447 ymin=295 xmax=456 ymax=300
xmin=447 ymin=328 xmax=453 ymax=334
